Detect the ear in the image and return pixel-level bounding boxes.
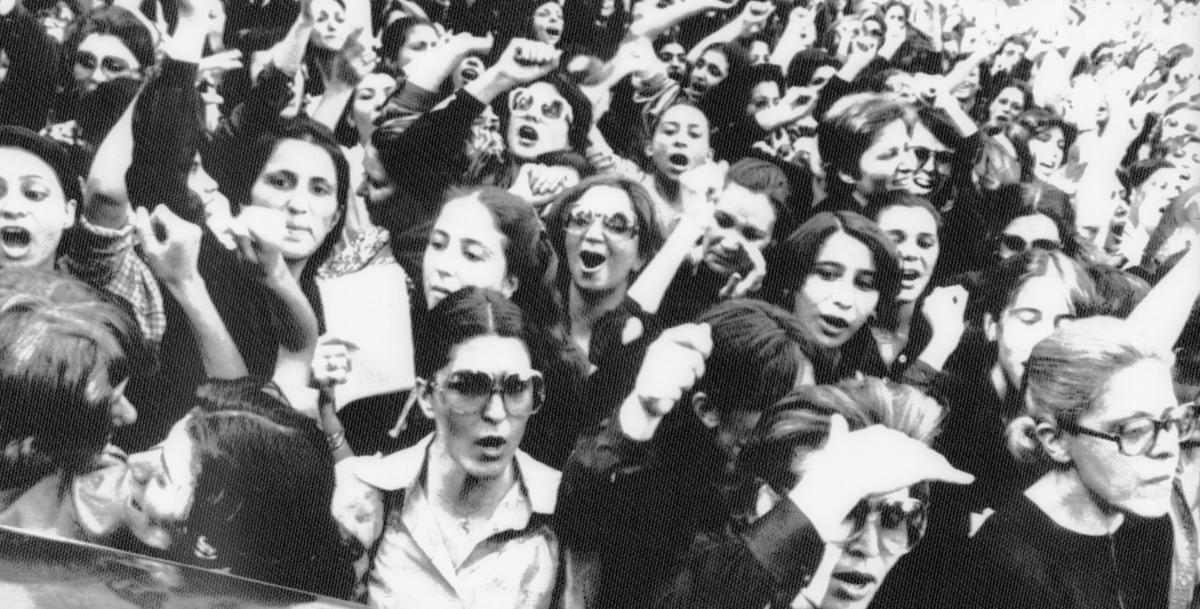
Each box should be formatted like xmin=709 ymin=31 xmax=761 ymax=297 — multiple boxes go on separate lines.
xmin=983 ymin=312 xmax=998 ymax=342
xmin=1036 ymin=421 xmax=1072 ymax=465
xmin=691 ymin=392 xmax=720 ymax=429
xmin=415 ymin=378 xmax=437 ymax=420
xmin=644 ymin=141 xmax=654 ymax=159
xmin=501 ymin=274 xmax=519 ymax=299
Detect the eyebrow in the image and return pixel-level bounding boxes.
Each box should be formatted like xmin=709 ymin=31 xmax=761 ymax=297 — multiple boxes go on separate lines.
xmin=462 ymin=238 xmax=493 ymax=255
xmin=151 ymin=446 xmax=174 ymax=485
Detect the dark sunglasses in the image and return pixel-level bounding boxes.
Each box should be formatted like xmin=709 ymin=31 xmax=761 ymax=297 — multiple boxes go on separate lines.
xmin=566 ymin=209 xmax=639 ymax=239
xmin=839 ymin=496 xmax=928 ymax=554
xmin=1000 ymin=233 xmax=1061 ymax=253
xmin=75 ymin=51 xmax=133 ymax=75
xmin=429 ymin=370 xmax=545 ymax=417
xmin=912 ymin=147 xmax=955 ymax=166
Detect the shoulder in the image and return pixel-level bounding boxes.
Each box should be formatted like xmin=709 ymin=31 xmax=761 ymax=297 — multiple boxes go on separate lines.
xmin=516 ymin=450 xmax=562 ymax=515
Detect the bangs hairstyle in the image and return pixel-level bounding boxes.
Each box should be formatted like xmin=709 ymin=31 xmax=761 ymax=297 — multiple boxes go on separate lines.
xmin=0 ymin=269 xmax=140 ymax=478
xmin=62 ymin=5 xmax=156 ymax=74
xmin=1006 ymin=317 xmax=1172 ymax=465
xmin=738 ymin=376 xmax=943 ymax=495
xmin=768 ymin=211 xmax=902 ymax=319
xmin=415 ymin=287 xmax=530 ymax=379
xmin=1004 ymin=108 xmax=1077 ymax=182
xmin=985 ymin=182 xmax=1077 ymax=257
xmin=817 ymin=93 xmax=918 ymax=184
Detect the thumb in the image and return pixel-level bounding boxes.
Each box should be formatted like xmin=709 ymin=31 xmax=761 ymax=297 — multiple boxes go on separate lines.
xmin=134 ymin=207 xmax=162 ymax=251
xmin=826 ymin=412 xmax=849 ymax=446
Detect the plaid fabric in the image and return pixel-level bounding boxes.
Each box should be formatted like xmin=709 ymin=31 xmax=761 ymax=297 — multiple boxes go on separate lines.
xmin=59 ymin=217 xmax=166 ymax=347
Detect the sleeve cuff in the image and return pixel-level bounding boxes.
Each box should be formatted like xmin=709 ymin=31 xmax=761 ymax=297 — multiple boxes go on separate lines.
xmin=156 ymin=56 xmax=200 ymax=88
xmin=740 ymin=497 xmax=826 ymax=592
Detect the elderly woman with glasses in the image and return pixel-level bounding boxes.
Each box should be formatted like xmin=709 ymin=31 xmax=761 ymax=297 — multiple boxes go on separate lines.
xmin=333 ymin=287 xmax=594 ymax=608
xmin=955 ymin=317 xmax=1188 ymax=609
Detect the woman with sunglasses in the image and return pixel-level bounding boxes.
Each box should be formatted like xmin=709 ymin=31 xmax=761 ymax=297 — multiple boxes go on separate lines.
xmin=986 ymin=181 xmax=1080 ymax=263
xmin=656 ymin=375 xmax=967 ymax=609
xmin=334 ymin=287 xmax=591 ymax=608
xmin=956 ymin=317 xmax=1185 ymax=609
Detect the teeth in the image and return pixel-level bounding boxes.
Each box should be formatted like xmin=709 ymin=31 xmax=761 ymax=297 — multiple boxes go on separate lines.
xmin=0 ymin=227 xmax=30 ymax=247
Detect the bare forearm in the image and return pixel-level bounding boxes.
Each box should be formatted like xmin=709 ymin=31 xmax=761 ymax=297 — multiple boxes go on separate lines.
xmin=168 ymin=279 xmax=248 ymax=378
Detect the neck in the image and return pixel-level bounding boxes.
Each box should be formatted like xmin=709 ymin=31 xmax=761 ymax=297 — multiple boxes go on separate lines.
xmin=569 ymin=282 xmax=627 ymax=354
xmin=287 ymin=258 xmax=306 ymax=281
xmin=654 ymin=173 xmax=681 ymax=205
xmin=1026 ymin=468 xmax=1126 ymax=535
xmin=426 ymin=441 xmax=516 ymax=518
xmin=894 ymin=300 xmax=916 ymax=332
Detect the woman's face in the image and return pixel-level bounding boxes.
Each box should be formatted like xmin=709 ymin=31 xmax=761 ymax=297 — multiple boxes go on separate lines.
xmin=124 ymin=415 xmax=199 ymax=551
xmin=452 ymin=55 xmax=485 ymax=90
xmin=748 ymin=40 xmax=770 ymax=66
xmin=1131 ymin=167 xmax=1188 ymax=233
xmin=250 ymin=139 xmax=342 ymax=262
xmin=747 ymin=80 xmax=781 ymax=116
xmin=396 ymin=23 xmax=439 ymax=69
xmin=793 ymin=230 xmax=880 ymax=349
xmin=908 ymin=122 xmax=951 ymax=197
xmin=1064 ymin=359 xmax=1180 ymax=518
xmin=658 ymin=42 xmax=688 ymax=82
xmin=507 ymin=81 xmax=574 ymax=160
xmin=647 ymin=104 xmax=711 ymax=181
xmin=563 ymin=185 xmax=643 ymax=294
xmin=997 ymin=213 xmax=1060 ymax=260
xmin=876 ymin=205 xmax=938 ymax=304
xmin=853 ymin=119 xmax=917 ymax=197
xmin=823 ymin=487 xmax=913 ymax=609
xmin=1028 ymin=126 xmax=1066 ymax=181
xmin=423 ymin=196 xmax=515 ymax=309
xmin=883 ymin=5 xmax=906 ymax=31
xmin=423 ymin=335 xmax=534 ymax=480
xmin=0 ymin=147 xmax=76 ymax=271
xmin=991 ymin=274 xmax=1072 ymax=386
xmin=685 ymin=49 xmax=730 ymax=102
xmin=986 ymin=86 xmax=1025 ymax=127
xmin=531 ymin=1 xmax=564 ymax=46
xmin=72 ymin=33 xmax=141 ymax=93
xmin=702 ymin=182 xmax=776 ymax=277
xmin=351 ymin=73 xmax=397 ymax=142
xmin=310 ymin=0 xmax=349 ymax=50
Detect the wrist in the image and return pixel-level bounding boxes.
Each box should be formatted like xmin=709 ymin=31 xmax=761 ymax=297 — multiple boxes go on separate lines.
xmin=618 ymin=393 xmax=665 ymax=441
xmin=465 ymin=70 xmax=514 ymax=105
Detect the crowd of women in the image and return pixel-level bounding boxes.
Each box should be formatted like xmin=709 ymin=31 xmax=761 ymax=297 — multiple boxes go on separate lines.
xmin=0 ymin=0 xmax=1198 ymax=606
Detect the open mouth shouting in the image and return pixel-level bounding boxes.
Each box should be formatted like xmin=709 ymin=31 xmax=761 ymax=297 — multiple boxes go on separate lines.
xmin=664 ymin=152 xmax=693 ymax=175
xmin=516 ymin=124 xmax=540 ymax=146
xmin=817 ymin=313 xmax=852 ymax=340
xmin=578 ymin=250 xmax=607 ymax=273
xmin=685 ymin=80 xmax=708 ymax=101
xmin=474 ymin=435 xmax=508 ymax=461
xmin=0 ymin=226 xmax=33 ymax=259
xmin=828 ymin=569 xmax=879 ymax=602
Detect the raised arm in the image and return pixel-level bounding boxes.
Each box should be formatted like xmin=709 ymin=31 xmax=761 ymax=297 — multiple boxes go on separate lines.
xmin=684 ymin=0 xmax=773 ymax=65
xmin=628 ymin=0 xmax=734 ymax=41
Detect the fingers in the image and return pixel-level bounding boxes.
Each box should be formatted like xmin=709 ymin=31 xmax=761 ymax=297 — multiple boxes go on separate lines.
xmin=634 ymin=323 xmax=713 ymax=415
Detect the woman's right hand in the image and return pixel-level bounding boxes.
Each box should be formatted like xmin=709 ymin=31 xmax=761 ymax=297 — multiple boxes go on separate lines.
xmin=311 ymin=334 xmax=358 ymax=388
xmin=135 ymin=206 xmax=203 ymax=287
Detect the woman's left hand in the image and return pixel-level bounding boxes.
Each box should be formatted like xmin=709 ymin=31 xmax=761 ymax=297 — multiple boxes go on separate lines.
xmin=228 ymin=206 xmax=289 ymax=280
xmin=311 ymin=334 xmax=358 ymax=388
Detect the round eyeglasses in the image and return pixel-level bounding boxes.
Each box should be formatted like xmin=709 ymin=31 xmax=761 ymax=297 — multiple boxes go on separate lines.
xmin=429 ymin=369 xmax=545 ymax=417
xmin=1059 ymin=403 xmax=1197 ymax=456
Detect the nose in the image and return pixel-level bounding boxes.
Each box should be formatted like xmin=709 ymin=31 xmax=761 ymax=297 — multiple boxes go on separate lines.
xmin=127 ymin=452 xmax=155 ymax=483
xmin=897 ymin=147 xmax=918 ymax=173
xmin=829 ymin=280 xmax=855 ymax=310
xmin=481 ymin=391 xmax=507 ymax=423
xmin=846 ymin=517 xmax=885 ymax=558
xmin=111 ymin=396 xmax=137 ymax=427
xmin=1150 ymin=423 xmax=1181 ymax=459
xmin=582 ymin=217 xmax=605 ymax=241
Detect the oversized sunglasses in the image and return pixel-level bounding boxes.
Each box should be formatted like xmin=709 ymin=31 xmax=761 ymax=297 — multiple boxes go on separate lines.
xmin=429 ymin=370 xmax=545 ymax=417
xmin=566 ymin=209 xmax=639 ymax=239
xmin=999 ymin=233 xmax=1061 ymax=253
xmin=837 ymin=496 xmax=928 ymax=554
xmin=510 ymin=88 xmax=574 ymax=125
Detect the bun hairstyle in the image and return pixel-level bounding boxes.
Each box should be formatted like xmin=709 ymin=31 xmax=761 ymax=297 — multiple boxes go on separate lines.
xmin=1005 ymin=317 xmax=1172 ymax=465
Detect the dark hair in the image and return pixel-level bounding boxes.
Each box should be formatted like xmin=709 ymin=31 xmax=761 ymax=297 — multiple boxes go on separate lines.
xmin=380 ymin=16 xmax=434 ymax=69
xmin=817 ymin=93 xmax=917 ymax=186
xmin=738 ymin=376 xmax=942 ymax=495
xmin=863 ymin=190 xmax=942 ymax=227
xmin=543 ymin=174 xmax=665 ymax=291
xmin=437 ymin=186 xmax=566 ymax=336
xmin=967 ymin=249 xmax=1096 ymax=326
xmin=726 ymin=157 xmax=794 ymax=241
xmin=1004 ymin=108 xmax=1077 ymax=182
xmin=971 ymin=78 xmax=1034 ymax=126
xmin=182 ymin=378 xmax=353 ymax=598
xmin=415 ymin=287 xmax=531 ymax=378
xmin=1079 ymin=263 xmax=1149 ymax=319
xmin=769 ymin=211 xmax=902 ymax=319
xmin=692 ymin=299 xmax=827 ymax=417
xmin=786 ymin=48 xmax=840 ymax=89
xmin=0 ymin=126 xmax=83 ymax=206
xmin=0 ymin=269 xmax=140 ymax=484
xmin=62 ymin=5 xmax=156 ymax=75
xmin=227 ymin=117 xmax=350 ymax=274
xmin=985 ymin=182 xmax=1077 ymax=258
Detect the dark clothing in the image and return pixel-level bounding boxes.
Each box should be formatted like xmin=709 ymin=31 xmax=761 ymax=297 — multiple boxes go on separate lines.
xmin=0 ymin=2 xmax=59 ymax=130
xmin=557 ymin=406 xmax=825 ymax=609
xmin=952 ymin=494 xmax=1173 ymax=609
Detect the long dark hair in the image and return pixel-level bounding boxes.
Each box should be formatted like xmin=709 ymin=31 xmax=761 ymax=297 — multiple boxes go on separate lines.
xmin=182 ymin=378 xmax=354 ymax=598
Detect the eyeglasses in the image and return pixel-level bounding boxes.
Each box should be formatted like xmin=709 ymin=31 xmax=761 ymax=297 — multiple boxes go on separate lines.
xmin=913 ymin=147 xmax=955 ymax=167
xmin=566 ymin=209 xmax=639 ymax=239
xmin=1059 ymin=403 xmax=1196 ymax=457
xmin=999 ymin=234 xmax=1061 ymax=253
xmin=429 ymin=370 xmax=545 ymax=417
xmin=837 ymin=496 xmax=928 ymax=555
xmin=510 ymin=88 xmax=575 ymax=125
xmin=75 ymin=51 xmax=136 ymax=77
xmin=713 ymin=209 xmax=768 ymax=241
